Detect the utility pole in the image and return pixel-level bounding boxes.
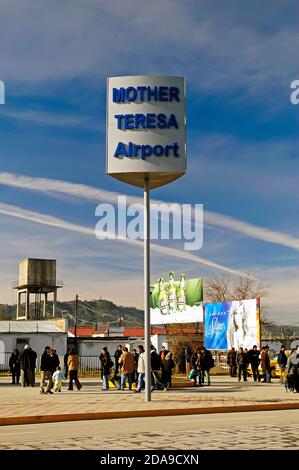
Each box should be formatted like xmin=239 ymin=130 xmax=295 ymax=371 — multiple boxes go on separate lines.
xmin=74 ymin=294 xmax=78 ymax=352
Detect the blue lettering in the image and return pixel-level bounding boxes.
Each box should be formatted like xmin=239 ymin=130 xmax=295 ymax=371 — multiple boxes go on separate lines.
xmin=147 ymin=113 xmax=156 ymax=129
xmin=138 ymin=86 xmax=147 ymax=101
xmin=114 ymin=142 xmax=128 ymax=157
xmin=125 ymin=86 xmax=137 ymax=102
xmin=167 ymin=114 xmax=178 ymax=129
xmin=157 ymin=113 xmax=167 ymax=129
xmin=169 ymin=87 xmax=180 ymax=102
xmin=113 ymin=88 xmax=125 ymax=102
xmin=147 ymin=86 xmax=158 ymax=101
xmin=114 ymin=114 xmax=124 ymax=129
xmin=153 ymin=145 xmax=164 ymax=156
xmin=124 ymin=114 xmax=134 ymax=129
xmin=159 ymin=86 xmax=168 ymax=101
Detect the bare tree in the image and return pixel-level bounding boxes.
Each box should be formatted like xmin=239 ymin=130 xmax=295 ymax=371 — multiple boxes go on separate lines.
xmin=205 ymin=273 xmax=269 ymax=303
xmin=205 ymin=273 xmax=273 ymax=328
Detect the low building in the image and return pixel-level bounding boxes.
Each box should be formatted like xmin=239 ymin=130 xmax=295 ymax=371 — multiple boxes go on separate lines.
xmin=0 ymin=319 xmax=68 ymax=355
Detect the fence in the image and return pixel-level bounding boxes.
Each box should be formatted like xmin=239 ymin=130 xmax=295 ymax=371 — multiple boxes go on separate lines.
xmin=0 ymin=353 xmax=229 ymax=377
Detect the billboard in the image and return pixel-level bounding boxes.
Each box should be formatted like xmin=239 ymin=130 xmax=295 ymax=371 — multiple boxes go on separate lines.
xmin=204 ymin=299 xmax=260 ymax=350
xmin=106 ymin=75 xmax=186 ymax=189
xmin=150 ymin=273 xmax=203 ymax=325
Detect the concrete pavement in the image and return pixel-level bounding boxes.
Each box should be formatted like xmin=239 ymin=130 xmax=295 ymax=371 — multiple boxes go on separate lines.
xmin=1 ymin=410 xmax=298 ymax=450
xmin=0 ymin=375 xmax=298 ymax=426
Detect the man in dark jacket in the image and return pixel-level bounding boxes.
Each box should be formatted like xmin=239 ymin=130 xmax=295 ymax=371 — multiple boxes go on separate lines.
xmin=9 ymin=349 xmax=20 ymax=384
xmin=114 ymin=345 xmax=123 ymax=377
xmin=50 ymin=349 xmax=60 ymax=375
xmin=159 ymin=346 xmax=169 ymax=386
xmin=20 ymin=345 xmax=33 ymax=387
xmin=29 ymin=347 xmax=37 ymax=386
xmin=236 ymin=347 xmax=247 ymax=382
xmin=278 ymin=345 xmax=288 ymax=383
xmin=199 ymin=346 xmax=214 ymax=386
xmin=247 ymin=345 xmax=260 ymax=382
xmin=150 ymin=345 xmax=164 ymax=391
xmin=227 ymin=347 xmax=237 ymax=377
xmin=40 ymin=346 xmax=53 ymax=394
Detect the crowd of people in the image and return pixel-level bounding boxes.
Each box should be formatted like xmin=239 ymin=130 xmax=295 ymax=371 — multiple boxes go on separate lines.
xmin=226 ymin=344 xmax=299 ymax=391
xmin=188 ymin=346 xmax=215 ymax=386
xmin=99 ymin=344 xmax=175 ymax=392
xmin=8 ymin=342 xmax=299 ymax=393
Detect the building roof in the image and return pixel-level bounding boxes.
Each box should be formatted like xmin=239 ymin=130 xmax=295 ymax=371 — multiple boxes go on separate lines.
xmin=68 ymin=326 xmax=198 ymax=338
xmin=0 ymin=321 xmax=65 ymax=334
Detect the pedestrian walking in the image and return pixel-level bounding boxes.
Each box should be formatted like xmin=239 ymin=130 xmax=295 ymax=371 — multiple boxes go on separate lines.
xmin=278 ymin=345 xmax=288 ymax=384
xmin=64 ymin=349 xmax=69 ymax=379
xmin=67 ymin=348 xmax=82 ymax=391
xmin=52 ymin=366 xmax=66 ymax=392
xmin=119 ymin=346 xmax=134 ymax=390
xmin=236 ymin=347 xmax=248 ymax=382
xmin=40 ymin=346 xmax=54 ymax=394
xmin=135 ymin=345 xmax=145 ymax=393
xmin=29 ymin=347 xmax=37 ymax=386
xmin=114 ymin=345 xmax=123 ymax=377
xmin=159 ymin=346 xmax=169 ymax=386
xmin=227 ymin=347 xmax=237 ymax=377
xmin=247 ymin=345 xmax=260 ymax=382
xmin=260 ymin=345 xmax=271 ymax=383
xmin=163 ymin=352 xmax=175 ymax=390
xmin=20 ymin=344 xmax=33 ymax=387
xmin=150 ymin=345 xmax=164 ymax=391
xmin=199 ymin=346 xmax=214 ymax=386
xmin=286 ymin=348 xmax=299 ymax=392
xmin=9 ymin=349 xmax=20 ymax=384
xmin=99 ymin=347 xmax=113 ymax=391
xmin=132 ymin=348 xmax=139 ymax=385
xmin=50 ymin=349 xmax=60 ymax=375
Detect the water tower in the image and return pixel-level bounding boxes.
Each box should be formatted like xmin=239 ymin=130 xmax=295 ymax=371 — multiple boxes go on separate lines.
xmin=14 ymin=258 xmax=63 ymax=320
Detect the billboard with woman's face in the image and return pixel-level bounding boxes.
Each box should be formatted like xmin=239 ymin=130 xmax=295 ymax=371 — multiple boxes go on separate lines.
xmin=204 ymin=299 xmax=260 ymax=350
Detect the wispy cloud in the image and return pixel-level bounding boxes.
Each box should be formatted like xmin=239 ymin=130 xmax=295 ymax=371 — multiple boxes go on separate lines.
xmin=0 ymin=0 xmax=298 ymax=104
xmin=1 ymin=171 xmax=298 ymax=252
xmin=0 ymin=201 xmax=250 ymax=278
xmin=1 ymin=109 xmax=98 ymax=130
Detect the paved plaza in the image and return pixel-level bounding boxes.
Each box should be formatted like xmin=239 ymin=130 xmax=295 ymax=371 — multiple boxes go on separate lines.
xmin=0 ymin=410 xmax=298 ymax=450
xmin=0 ymin=375 xmax=298 ymax=421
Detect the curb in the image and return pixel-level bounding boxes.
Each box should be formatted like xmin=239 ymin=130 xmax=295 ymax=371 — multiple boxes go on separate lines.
xmin=1 ymin=402 xmax=299 ymax=427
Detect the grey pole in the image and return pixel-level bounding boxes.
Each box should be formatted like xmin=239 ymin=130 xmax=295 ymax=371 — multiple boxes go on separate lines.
xmin=144 ymin=175 xmax=151 ymax=402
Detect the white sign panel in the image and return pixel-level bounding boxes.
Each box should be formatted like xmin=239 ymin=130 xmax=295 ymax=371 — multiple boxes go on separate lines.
xmin=106 ymin=75 xmax=186 ymax=189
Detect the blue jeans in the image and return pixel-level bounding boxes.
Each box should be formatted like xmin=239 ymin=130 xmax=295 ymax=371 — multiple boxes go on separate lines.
xmin=103 ymin=375 xmax=109 ymax=390
xmin=136 ymin=372 xmax=145 ymax=392
xmin=200 ymin=369 xmax=211 ymax=385
xmin=264 ymin=369 xmax=271 ymax=383
xmin=121 ymin=373 xmax=132 ymax=390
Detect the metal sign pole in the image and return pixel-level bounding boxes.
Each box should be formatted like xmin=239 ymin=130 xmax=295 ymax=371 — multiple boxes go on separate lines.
xmin=144 ymin=175 xmax=151 ymax=402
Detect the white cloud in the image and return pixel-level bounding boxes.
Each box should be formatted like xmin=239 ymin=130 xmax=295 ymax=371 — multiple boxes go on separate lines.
xmin=1 ymin=171 xmax=299 ymax=251
xmin=0 ymin=201 xmax=249 ymax=278
xmin=0 ymin=0 xmax=297 ymax=102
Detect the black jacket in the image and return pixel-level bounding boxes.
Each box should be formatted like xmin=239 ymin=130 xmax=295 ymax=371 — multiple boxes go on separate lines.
xmin=29 ymin=349 xmax=37 ymax=369
xmin=200 ymin=350 xmax=214 ymax=370
xmin=20 ymin=349 xmax=31 ymax=369
xmin=100 ymin=353 xmax=113 ymax=375
xmin=9 ymin=353 xmax=20 ymax=371
xmin=151 ymin=350 xmax=161 ymax=371
xmin=40 ymin=351 xmax=53 ymax=371
xmin=278 ymin=351 xmax=287 ymax=367
xmin=248 ymin=349 xmax=260 ymax=367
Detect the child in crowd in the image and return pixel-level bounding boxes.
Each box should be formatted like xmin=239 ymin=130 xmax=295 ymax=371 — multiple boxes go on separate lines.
xmin=52 ymin=366 xmax=65 ymax=392
xmin=282 ymin=369 xmax=289 ymax=392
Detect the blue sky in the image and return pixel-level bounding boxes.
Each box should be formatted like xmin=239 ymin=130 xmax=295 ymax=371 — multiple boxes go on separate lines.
xmin=0 ymin=0 xmax=298 ymax=323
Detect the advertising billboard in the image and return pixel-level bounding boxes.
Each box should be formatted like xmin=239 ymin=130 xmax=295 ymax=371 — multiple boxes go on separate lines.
xmin=204 ymin=299 xmax=260 ymax=350
xmin=106 ymin=75 xmax=186 ymax=189
xmin=150 ymin=273 xmax=203 ymax=325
